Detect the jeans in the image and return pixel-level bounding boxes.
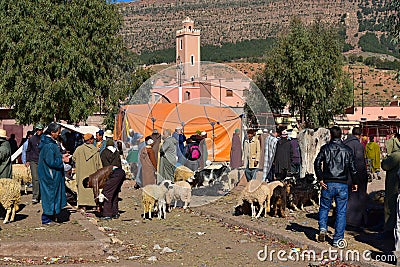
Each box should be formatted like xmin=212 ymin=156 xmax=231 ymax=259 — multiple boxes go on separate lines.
xmin=319 ymin=182 xmax=348 ymax=244
xmin=395 ymin=195 xmax=400 ymax=251
xmin=245 ymin=166 xmax=258 ymax=182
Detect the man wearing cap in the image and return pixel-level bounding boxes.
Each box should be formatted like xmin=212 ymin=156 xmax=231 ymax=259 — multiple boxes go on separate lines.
xmin=274 ymin=129 xmax=293 ymax=180
xmin=72 ymin=133 xmax=103 ymax=209
xmin=26 ymin=124 xmax=44 ymax=204
xmin=243 ymin=129 xmax=260 ymax=181
xmin=94 ymin=130 xmax=106 ymax=153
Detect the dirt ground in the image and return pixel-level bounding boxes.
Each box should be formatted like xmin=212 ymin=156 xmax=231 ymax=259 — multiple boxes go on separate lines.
xmin=0 ymin=172 xmax=393 ymax=266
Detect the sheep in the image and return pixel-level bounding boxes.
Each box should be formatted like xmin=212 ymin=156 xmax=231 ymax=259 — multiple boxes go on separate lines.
xmin=166 ymin=181 xmax=191 ymax=210
xmin=122 ymin=162 xmax=133 ymax=180
xmin=174 ymin=165 xmax=195 ymax=183
xmin=235 ymin=180 xmax=271 ymax=219
xmin=12 ymin=164 xmax=32 ymax=195
xmin=0 ymin=178 xmax=21 ymax=224
xmin=142 ymin=180 xmax=172 ymax=220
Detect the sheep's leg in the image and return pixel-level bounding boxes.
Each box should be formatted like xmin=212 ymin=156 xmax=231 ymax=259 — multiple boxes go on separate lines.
xmin=291 ymin=204 xmax=300 ymax=211
xmin=264 ymin=201 xmax=268 ymax=218
xmin=10 ymin=205 xmax=16 ymax=222
xmin=3 ymin=208 xmax=11 ymax=224
xmin=157 ymin=202 xmax=162 ymax=219
xmin=266 ymin=196 xmax=271 ymax=213
xmin=173 ymin=199 xmax=177 ymax=209
xmin=162 ymin=202 xmax=166 ymax=219
xmin=24 ymin=184 xmax=27 ymax=195
xmin=183 ymin=201 xmax=188 ymax=210
xmin=300 ymin=203 xmax=305 ymax=211
xmin=310 ymin=199 xmax=317 ymax=207
xmin=256 ymin=202 xmax=264 ymax=219
xmin=251 ymin=203 xmax=255 ymax=218
xmin=149 ymin=203 xmax=153 ymax=219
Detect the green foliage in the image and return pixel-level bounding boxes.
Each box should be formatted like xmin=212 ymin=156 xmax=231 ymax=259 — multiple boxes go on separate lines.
xmin=364 ymin=56 xmax=400 ymax=70
xmin=358 ymin=32 xmax=399 ymax=57
xmin=259 ymin=18 xmax=352 ymax=127
xmin=138 ymin=38 xmax=275 ymax=65
xmin=102 ymin=67 xmax=153 ymax=130
xmin=388 ymin=0 xmax=400 ymax=43
xmin=0 ymin=0 xmax=141 ymax=125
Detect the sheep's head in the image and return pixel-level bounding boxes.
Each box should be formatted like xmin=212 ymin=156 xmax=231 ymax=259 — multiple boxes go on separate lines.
xmin=160 ymin=180 xmax=173 ymax=192
xmin=186 ymin=175 xmax=194 ymax=183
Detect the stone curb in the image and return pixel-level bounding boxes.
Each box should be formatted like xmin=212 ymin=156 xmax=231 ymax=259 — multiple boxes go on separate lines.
xmin=0 ymin=208 xmax=110 ymax=257
xmin=193 ymin=206 xmax=394 ymax=267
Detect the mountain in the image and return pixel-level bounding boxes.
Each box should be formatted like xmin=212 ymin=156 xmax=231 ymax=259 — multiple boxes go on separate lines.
xmin=117 ymin=0 xmax=392 ymax=56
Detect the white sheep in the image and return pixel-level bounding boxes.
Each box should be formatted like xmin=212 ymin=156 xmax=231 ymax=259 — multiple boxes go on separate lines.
xmin=12 ymin=164 xmax=32 ymax=195
xmin=0 ymin=178 xmax=21 ymax=224
xmin=174 ymin=165 xmax=194 ymax=183
xmin=235 ymin=180 xmax=271 ymax=219
xmin=141 ymin=180 xmax=172 ymax=220
xmin=166 ymin=181 xmax=191 ymax=210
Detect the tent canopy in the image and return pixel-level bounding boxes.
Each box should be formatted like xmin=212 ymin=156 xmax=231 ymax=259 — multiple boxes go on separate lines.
xmin=115 ymin=103 xmax=241 ymax=162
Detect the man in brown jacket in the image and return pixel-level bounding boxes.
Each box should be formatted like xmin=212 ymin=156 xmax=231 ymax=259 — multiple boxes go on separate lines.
xmin=242 ymin=129 xmax=260 ymax=181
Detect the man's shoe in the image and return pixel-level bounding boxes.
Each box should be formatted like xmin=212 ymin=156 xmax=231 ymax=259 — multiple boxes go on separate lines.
xmin=42 ymin=221 xmax=60 ymax=226
xmin=100 ymin=216 xmax=112 ymax=221
xmin=318 ymin=231 xmax=326 ymax=242
xmin=32 ymin=199 xmax=39 ymax=205
xmin=112 ymin=214 xmax=120 ymax=219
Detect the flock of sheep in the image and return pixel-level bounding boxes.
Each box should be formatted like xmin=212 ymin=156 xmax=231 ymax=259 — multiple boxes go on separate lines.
xmin=140 ymin=164 xmax=320 ymax=221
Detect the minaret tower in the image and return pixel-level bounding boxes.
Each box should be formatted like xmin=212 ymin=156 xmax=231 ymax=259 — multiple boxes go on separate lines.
xmin=176 ymin=17 xmax=200 ymax=85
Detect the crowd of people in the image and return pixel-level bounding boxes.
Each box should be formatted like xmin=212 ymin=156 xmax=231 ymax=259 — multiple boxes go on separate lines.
xmin=125 ymin=126 xmax=209 ymax=188
xmin=231 ymin=127 xmax=302 ymax=182
xmin=231 ymin=125 xmax=400 ymax=248
xmin=0 ymin=123 xmax=129 ymax=224
xmin=0 ymin=121 xmax=399 ymax=251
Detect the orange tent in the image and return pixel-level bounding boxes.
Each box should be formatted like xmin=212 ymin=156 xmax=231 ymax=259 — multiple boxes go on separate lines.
xmin=114 ymin=103 xmax=242 ymax=162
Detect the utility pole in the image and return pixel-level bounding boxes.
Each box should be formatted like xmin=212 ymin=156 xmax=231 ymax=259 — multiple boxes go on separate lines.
xmin=219 ymin=79 xmax=221 ymax=107
xmin=361 ymin=68 xmax=364 ymax=115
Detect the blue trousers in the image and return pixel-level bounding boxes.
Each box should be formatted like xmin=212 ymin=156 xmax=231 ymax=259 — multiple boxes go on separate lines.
xmin=318 ymin=182 xmax=348 ymax=245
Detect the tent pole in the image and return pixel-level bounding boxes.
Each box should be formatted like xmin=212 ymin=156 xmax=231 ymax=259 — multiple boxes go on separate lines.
xmin=210 ymin=121 xmax=216 ymax=161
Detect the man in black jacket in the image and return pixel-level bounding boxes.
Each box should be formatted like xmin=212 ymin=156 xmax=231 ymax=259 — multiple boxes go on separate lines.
xmin=26 ymin=123 xmax=44 ymax=204
xmin=314 ymin=126 xmax=358 ymax=247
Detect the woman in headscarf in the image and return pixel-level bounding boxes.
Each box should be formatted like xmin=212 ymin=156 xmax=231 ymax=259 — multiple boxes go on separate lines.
xmin=230 ymin=129 xmax=242 ymax=169
xmin=139 ymin=136 xmax=157 ymax=187
xmin=38 ymin=122 xmax=70 ymax=225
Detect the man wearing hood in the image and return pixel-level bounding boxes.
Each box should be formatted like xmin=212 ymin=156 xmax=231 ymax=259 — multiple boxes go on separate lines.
xmin=158 ymin=129 xmax=177 ymax=183
xmin=0 ymin=129 xmax=11 ymax=179
xmin=343 ymin=127 xmax=368 ymax=230
xmin=100 ymin=139 xmax=122 ymax=168
xmin=72 ymin=133 xmax=103 ymax=209
xmin=365 ymin=135 xmax=381 ymax=180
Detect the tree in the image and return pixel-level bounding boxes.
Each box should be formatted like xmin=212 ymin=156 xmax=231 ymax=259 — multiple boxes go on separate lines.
xmin=388 ymin=1 xmax=400 ymax=43
xmin=258 ymin=18 xmax=352 ymax=127
xmin=0 ymin=0 xmax=142 ymax=125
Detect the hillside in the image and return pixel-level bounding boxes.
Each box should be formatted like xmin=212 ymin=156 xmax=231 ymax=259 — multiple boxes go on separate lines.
xmin=117 ymin=0 xmax=391 ymax=54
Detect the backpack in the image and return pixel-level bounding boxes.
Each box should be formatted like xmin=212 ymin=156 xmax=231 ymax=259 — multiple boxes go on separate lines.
xmin=188 ymin=145 xmax=201 ymax=160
